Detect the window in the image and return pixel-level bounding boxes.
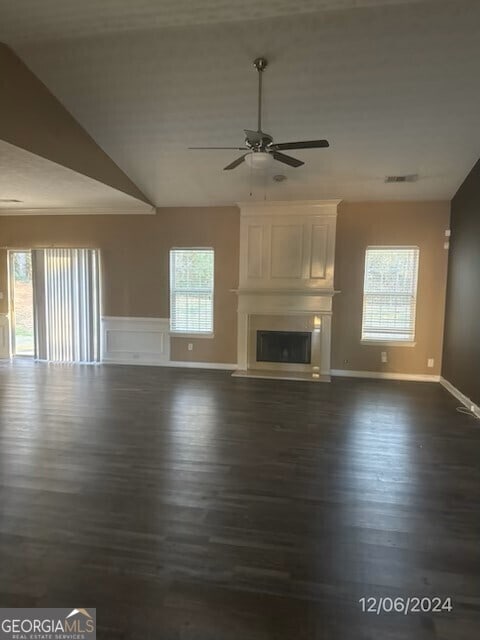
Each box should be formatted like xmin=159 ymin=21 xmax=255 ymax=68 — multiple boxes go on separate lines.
xmin=361 ymin=247 xmax=419 ymax=343
xmin=169 ymin=249 xmax=214 ymax=335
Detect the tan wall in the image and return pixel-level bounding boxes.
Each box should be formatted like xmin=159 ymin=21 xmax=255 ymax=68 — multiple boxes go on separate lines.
xmin=0 ymin=207 xmax=240 ymax=364
xmin=0 ymin=200 xmax=450 ymax=372
xmin=332 ymin=201 xmax=450 ymax=375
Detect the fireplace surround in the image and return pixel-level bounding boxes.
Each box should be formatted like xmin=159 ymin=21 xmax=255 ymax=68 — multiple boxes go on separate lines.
xmin=232 ymin=200 xmax=340 ymax=382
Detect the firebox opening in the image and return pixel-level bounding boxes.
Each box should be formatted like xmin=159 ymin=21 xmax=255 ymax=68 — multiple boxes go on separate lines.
xmin=256 ymin=330 xmax=312 ymax=365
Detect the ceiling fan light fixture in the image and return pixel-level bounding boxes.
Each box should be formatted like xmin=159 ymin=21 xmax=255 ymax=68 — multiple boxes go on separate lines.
xmin=244 ymin=151 xmax=274 ymax=170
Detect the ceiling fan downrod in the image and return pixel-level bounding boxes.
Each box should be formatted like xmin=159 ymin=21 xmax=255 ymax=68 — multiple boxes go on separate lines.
xmin=253 ymin=57 xmax=268 ymax=134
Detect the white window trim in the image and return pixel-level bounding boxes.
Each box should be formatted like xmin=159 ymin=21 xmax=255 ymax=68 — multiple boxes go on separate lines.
xmin=361 ymin=245 xmax=419 ymax=346
xmin=170 ymin=332 xmax=215 ymax=339
xmin=169 ymin=247 xmax=215 ymax=337
xmin=361 ymin=339 xmax=417 ymax=348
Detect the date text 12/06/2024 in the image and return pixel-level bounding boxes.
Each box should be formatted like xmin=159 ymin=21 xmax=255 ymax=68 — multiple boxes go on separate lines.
xmin=359 ymin=597 xmax=453 ymax=615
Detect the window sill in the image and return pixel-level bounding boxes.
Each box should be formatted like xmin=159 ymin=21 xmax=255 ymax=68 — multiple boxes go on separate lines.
xmin=361 ymin=339 xmax=417 ymax=348
xmin=170 ymin=332 xmax=215 ymax=340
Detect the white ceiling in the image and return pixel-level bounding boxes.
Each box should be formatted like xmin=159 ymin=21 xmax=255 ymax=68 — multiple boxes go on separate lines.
xmin=0 ymin=141 xmax=153 ymax=212
xmin=1 ymin=0 xmax=479 ymax=206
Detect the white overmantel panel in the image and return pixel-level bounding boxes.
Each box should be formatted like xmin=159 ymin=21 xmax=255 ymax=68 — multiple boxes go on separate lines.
xmin=238 ymin=200 xmax=340 ymax=291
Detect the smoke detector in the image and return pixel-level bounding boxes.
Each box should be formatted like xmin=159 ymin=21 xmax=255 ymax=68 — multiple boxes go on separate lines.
xmin=273 ymin=174 xmax=287 ymax=182
xmin=385 ymin=174 xmax=418 ymax=183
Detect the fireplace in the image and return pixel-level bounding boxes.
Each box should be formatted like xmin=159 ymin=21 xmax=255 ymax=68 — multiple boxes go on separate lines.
xmin=256 ymin=330 xmax=312 ymax=364
xmin=233 ymin=200 xmax=340 ymax=381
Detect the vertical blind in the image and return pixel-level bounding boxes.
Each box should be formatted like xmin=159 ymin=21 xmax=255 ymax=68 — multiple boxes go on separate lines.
xmin=32 ymin=248 xmax=100 ymax=363
xmin=169 ymin=249 xmax=214 ymax=334
xmin=361 ymin=247 xmax=419 ymax=342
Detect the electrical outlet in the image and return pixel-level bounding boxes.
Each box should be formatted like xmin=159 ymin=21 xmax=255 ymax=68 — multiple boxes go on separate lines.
xmin=188 ymin=343 xmax=193 ymax=351
xmin=427 ymin=358 xmax=434 ymax=368
xmin=381 ymin=351 xmax=388 ymax=363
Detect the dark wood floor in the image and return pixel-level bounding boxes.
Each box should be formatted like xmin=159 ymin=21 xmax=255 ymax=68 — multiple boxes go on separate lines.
xmin=0 ymin=361 xmax=479 ymax=639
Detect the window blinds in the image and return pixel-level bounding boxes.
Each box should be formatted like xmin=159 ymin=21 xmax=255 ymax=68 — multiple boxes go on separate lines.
xmin=170 ymin=249 xmax=214 ymax=334
xmin=361 ymin=247 xmax=419 ymax=342
xmin=32 ymin=248 xmax=101 ymax=363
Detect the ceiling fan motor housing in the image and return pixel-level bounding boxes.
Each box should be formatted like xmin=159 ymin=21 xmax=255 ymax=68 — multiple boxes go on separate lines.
xmin=245 ymin=132 xmax=273 ymax=150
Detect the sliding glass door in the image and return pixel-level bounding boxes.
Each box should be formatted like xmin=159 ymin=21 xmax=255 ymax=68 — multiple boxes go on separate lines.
xmin=32 ymin=249 xmax=101 ymax=363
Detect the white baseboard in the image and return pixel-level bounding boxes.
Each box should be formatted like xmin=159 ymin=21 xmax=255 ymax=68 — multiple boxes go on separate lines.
xmin=103 ymin=359 xmax=236 ymax=370
xmin=440 ymin=377 xmax=480 ymax=418
xmin=331 ymin=369 xmax=440 ymax=383
xmin=168 ymin=361 xmax=237 ymax=370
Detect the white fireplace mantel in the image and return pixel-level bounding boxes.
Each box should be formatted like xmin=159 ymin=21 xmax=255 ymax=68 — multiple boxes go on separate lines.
xmin=233 ymin=199 xmax=341 ymax=382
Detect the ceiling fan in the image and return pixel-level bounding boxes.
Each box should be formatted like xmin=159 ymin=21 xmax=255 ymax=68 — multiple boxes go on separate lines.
xmin=189 ymin=57 xmax=330 ymax=171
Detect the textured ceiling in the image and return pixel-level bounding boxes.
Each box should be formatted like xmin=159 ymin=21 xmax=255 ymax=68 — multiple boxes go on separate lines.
xmin=0 ymin=141 xmax=152 ymax=212
xmin=2 ymin=0 xmax=480 ymax=206
xmin=0 ymin=0 xmax=432 ymax=44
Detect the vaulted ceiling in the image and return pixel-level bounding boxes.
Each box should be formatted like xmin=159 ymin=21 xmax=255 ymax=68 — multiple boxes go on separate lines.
xmin=0 ymin=42 xmax=152 ymax=212
xmin=1 ymin=0 xmax=479 ymax=207
xmin=0 ymin=140 xmax=152 ymax=211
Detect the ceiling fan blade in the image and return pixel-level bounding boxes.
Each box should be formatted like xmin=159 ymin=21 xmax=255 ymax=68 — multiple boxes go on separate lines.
xmin=272 ymin=151 xmax=304 ymax=168
xmin=189 ymin=146 xmax=248 ymax=150
xmin=272 ymin=139 xmax=330 ymax=151
xmin=224 ymin=155 xmax=247 ymax=170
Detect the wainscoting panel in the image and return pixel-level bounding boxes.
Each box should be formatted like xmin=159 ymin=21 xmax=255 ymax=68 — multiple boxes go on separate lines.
xmin=0 ymin=314 xmax=10 ymax=359
xmin=102 ymin=317 xmax=170 ymax=365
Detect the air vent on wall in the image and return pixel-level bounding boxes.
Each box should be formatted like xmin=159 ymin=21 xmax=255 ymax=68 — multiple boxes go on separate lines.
xmin=385 ymin=174 xmax=418 ymax=183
